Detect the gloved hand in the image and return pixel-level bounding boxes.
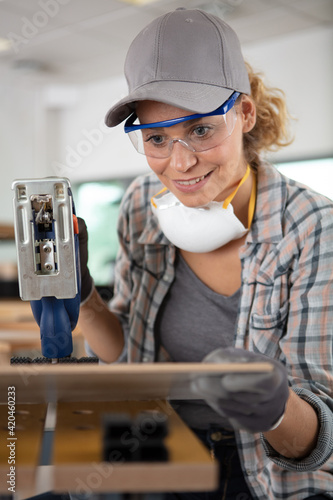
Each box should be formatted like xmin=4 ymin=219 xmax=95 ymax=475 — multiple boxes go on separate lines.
xmin=77 ymin=217 xmax=93 ymax=303
xmin=192 ymin=347 xmax=289 ymax=433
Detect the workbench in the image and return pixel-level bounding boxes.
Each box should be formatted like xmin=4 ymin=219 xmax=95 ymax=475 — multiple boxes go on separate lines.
xmin=0 ymin=362 xmax=271 ymax=499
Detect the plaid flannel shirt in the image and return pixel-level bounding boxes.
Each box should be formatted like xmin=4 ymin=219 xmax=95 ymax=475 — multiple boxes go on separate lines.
xmin=109 ymin=161 xmax=333 ymax=499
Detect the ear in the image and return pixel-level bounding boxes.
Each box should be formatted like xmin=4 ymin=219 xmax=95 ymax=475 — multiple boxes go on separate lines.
xmin=240 ymin=95 xmax=256 ymax=133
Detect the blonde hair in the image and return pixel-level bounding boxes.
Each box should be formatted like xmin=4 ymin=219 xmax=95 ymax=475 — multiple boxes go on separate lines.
xmin=242 ymin=62 xmax=294 ymax=169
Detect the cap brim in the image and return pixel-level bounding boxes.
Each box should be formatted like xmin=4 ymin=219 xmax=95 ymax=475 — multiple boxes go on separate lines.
xmin=105 ymin=81 xmax=235 ymax=127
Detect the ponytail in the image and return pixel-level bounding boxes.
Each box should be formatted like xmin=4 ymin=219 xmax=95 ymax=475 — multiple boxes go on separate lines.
xmin=243 ymin=62 xmax=294 ymax=169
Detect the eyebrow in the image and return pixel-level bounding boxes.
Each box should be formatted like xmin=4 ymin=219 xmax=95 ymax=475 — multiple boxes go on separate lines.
xmin=143 ymin=117 xmax=205 ymax=131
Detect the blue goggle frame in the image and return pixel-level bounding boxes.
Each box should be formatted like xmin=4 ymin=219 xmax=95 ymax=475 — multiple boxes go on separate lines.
xmin=124 ymin=91 xmax=240 ymax=133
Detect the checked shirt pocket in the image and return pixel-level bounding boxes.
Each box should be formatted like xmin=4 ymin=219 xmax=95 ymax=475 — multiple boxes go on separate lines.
xmin=248 ymin=272 xmax=290 ymax=353
xmin=251 ymin=299 xmax=289 ymax=330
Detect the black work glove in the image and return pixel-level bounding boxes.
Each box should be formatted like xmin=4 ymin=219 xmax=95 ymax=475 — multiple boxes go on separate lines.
xmin=77 ymin=217 xmax=93 ymax=303
xmin=192 ymin=347 xmax=289 ymax=433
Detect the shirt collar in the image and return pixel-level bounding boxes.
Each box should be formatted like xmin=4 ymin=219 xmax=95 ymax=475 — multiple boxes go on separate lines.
xmin=138 ymin=203 xmax=170 ymax=246
xmin=246 ymin=162 xmax=286 ymax=244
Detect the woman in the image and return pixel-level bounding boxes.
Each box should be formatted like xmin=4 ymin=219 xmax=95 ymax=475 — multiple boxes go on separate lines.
xmin=78 ymin=8 xmax=333 ymax=500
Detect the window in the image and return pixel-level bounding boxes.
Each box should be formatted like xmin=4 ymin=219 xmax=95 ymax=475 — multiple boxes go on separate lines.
xmin=276 ymin=157 xmax=333 ymax=200
xmin=73 ymin=179 xmax=132 ymax=288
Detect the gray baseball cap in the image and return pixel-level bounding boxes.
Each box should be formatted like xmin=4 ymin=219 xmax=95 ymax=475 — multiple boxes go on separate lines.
xmin=105 ymin=8 xmax=250 ymax=127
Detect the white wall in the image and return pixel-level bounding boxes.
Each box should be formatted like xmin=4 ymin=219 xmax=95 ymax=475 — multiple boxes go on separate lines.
xmin=0 ymin=79 xmax=47 ymax=223
xmin=46 ymin=77 xmax=150 ymax=183
xmin=243 ymin=25 xmax=333 ymax=162
xmin=1 ymin=25 xmax=332 ymax=226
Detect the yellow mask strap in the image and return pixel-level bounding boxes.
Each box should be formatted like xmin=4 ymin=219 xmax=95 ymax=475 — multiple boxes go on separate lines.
xmin=222 ymin=165 xmax=256 ymax=229
xmin=222 ymin=165 xmax=250 ymax=209
xmin=247 ymin=170 xmax=256 ymax=229
xmin=151 ymin=187 xmax=168 ymax=209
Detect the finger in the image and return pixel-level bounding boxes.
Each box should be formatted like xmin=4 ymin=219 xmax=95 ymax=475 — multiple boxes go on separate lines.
xmin=192 ymin=374 xmax=274 ymax=402
xmin=211 ymin=398 xmax=260 ymax=416
xmin=222 ymin=372 xmax=274 ymax=394
xmin=203 ymin=347 xmax=265 ymax=364
xmin=218 ymin=389 xmax=273 ymax=404
xmin=212 ymin=397 xmax=283 ymax=427
xmin=191 ymin=377 xmax=229 ymax=399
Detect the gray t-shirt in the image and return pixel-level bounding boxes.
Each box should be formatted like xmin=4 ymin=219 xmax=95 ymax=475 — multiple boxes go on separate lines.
xmin=156 ymin=252 xmax=240 ymax=429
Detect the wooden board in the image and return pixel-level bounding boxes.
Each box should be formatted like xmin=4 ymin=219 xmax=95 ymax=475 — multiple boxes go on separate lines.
xmin=0 ymin=224 xmax=15 ymax=240
xmin=52 ymin=400 xmax=217 ymax=493
xmin=0 ymin=300 xmax=35 ymax=325
xmin=0 ymin=403 xmax=47 ymax=493
xmin=0 ymin=362 xmax=272 ymax=404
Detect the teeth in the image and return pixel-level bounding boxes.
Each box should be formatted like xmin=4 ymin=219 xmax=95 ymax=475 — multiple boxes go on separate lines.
xmin=177 ymin=175 xmax=206 ymax=186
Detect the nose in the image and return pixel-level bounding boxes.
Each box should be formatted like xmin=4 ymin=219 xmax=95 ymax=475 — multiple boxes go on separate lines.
xmin=168 ymin=140 xmax=198 ymax=172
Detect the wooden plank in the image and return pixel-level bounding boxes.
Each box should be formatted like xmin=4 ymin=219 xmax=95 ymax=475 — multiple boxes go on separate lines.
xmin=53 ymin=400 xmax=217 ymax=493
xmin=0 ymin=224 xmax=15 ymax=240
xmin=0 ymin=362 xmax=272 ymax=404
xmin=0 ymin=403 xmax=47 ymax=493
xmin=0 ymin=300 xmax=37 ymax=331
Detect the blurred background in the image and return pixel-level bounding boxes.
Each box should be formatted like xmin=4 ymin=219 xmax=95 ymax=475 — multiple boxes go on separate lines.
xmin=0 ymin=0 xmax=332 ymax=359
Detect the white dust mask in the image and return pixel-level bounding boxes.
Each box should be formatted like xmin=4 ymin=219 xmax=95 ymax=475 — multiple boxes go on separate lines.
xmin=151 ymin=165 xmax=256 ymax=253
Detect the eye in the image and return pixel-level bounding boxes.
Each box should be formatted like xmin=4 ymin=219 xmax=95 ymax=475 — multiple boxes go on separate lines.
xmin=145 ymin=134 xmax=167 ymax=147
xmin=190 ymin=125 xmax=215 ymax=141
xmin=193 ymin=126 xmax=209 ymax=137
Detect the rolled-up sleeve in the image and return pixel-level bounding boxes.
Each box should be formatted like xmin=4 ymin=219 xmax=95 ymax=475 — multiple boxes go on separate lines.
xmin=261 ymin=210 xmax=333 ymax=470
xmin=261 ymin=387 xmax=333 ymax=471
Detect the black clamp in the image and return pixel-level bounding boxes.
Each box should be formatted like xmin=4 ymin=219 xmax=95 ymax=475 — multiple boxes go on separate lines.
xmin=102 ymin=411 xmax=169 ymax=463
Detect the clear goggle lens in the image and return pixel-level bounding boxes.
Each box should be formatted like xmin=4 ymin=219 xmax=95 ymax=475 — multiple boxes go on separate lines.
xmin=124 ymin=92 xmax=240 ymax=159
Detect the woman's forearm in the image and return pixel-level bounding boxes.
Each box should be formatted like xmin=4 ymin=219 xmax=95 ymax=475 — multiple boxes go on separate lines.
xmin=78 ymin=287 xmax=125 ymax=363
xmin=263 ymin=389 xmax=319 ymax=459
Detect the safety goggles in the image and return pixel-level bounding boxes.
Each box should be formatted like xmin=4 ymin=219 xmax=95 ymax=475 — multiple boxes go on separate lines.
xmin=124 ymin=91 xmax=240 ymax=159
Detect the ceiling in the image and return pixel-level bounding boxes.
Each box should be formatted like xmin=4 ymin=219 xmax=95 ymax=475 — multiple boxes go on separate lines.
xmin=0 ymin=0 xmax=332 ymax=86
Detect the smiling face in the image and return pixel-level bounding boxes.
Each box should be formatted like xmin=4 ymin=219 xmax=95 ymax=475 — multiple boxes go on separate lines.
xmin=136 ymin=96 xmax=256 ymax=209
